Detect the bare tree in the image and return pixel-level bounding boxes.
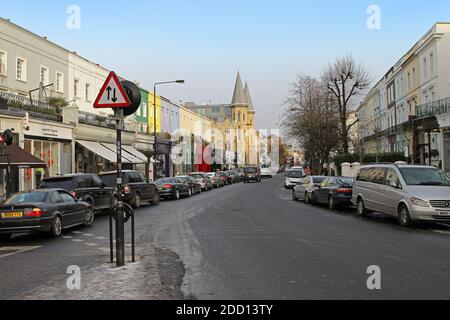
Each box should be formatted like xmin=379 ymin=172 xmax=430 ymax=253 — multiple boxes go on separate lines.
xmin=323 ymin=55 xmax=370 ymax=154
xmin=282 ymin=74 xmax=340 ymax=173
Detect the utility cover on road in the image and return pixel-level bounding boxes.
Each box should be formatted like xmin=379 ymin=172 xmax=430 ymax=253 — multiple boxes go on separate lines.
xmin=94 ymin=71 xmax=131 ymax=108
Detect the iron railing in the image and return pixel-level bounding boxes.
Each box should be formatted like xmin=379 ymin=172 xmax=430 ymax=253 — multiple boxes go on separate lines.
xmin=416 ymin=97 xmax=450 ymax=118
xmin=0 ymin=92 xmax=62 ymax=122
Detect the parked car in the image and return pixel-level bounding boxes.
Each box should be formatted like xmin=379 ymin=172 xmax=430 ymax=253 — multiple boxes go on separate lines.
xmin=353 ymin=163 xmax=450 ymax=227
xmin=154 ymin=178 xmax=192 ymax=200
xmin=40 ymin=174 xmax=115 ymax=214
xmin=206 ymin=172 xmax=224 ymax=188
xmin=0 ymin=189 xmax=94 ymax=240
xmin=243 ymin=167 xmax=261 ymax=183
xmin=189 ymin=172 xmax=213 ymax=191
xmin=292 ymin=176 xmax=327 ymax=203
xmin=176 ymin=176 xmax=202 ymax=194
xmin=226 ymin=170 xmax=241 ymax=183
xmin=99 ymin=171 xmax=159 ymax=209
xmin=217 ymin=171 xmax=233 ymax=185
xmin=311 ymin=177 xmax=354 ymax=210
xmin=261 ymin=167 xmax=274 ymax=179
xmin=284 ymin=169 xmax=305 ymax=189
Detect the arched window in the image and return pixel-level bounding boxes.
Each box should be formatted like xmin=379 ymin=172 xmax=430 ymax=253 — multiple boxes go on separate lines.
xmin=238 ymin=112 xmax=241 ymax=122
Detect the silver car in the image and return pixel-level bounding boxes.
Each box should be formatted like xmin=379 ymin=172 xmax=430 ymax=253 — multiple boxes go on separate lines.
xmin=352 ymin=163 xmax=450 ymax=227
xmin=292 ymin=176 xmax=327 ymax=203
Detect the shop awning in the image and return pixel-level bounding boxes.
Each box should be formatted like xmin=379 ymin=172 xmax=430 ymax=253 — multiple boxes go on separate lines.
xmin=122 ymin=145 xmax=148 ymax=162
xmin=77 ymin=140 xmax=118 ymax=163
xmin=0 ymin=144 xmax=46 ymax=169
xmin=101 ymin=143 xmax=146 ymax=164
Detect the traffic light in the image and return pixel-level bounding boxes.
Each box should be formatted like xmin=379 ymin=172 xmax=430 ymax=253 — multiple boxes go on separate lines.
xmin=0 ymin=129 xmax=14 ymax=146
xmin=119 ymin=80 xmax=141 ymax=117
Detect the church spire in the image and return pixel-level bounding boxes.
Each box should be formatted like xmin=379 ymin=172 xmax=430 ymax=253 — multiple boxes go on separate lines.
xmin=244 ymin=82 xmax=254 ymax=111
xmin=231 ymin=71 xmax=247 ymax=106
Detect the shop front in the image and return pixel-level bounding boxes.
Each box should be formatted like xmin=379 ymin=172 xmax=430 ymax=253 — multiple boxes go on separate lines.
xmin=22 ymin=119 xmax=74 ymax=190
xmin=155 ymin=139 xmax=172 ymax=179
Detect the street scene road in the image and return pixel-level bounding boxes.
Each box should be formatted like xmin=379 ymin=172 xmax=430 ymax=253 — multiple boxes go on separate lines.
xmin=1 ymin=174 xmax=450 ymax=300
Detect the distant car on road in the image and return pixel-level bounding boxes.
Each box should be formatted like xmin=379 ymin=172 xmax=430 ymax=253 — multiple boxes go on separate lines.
xmin=217 ymin=171 xmax=233 ymax=185
xmin=243 ymin=167 xmax=261 ymax=183
xmin=99 ymin=170 xmax=160 ymax=209
xmin=176 ymin=176 xmax=202 ymax=195
xmin=292 ymin=176 xmax=327 ymax=203
xmin=155 ymin=178 xmax=192 ymax=200
xmin=189 ymin=172 xmax=213 ymax=191
xmin=0 ymin=189 xmax=94 ymax=240
xmin=284 ymin=169 xmax=305 ymax=189
xmin=40 ymin=174 xmax=116 ymax=214
xmin=311 ymin=177 xmax=354 ymax=210
xmin=261 ymin=167 xmax=274 ymax=179
xmin=206 ymin=172 xmax=224 ymax=188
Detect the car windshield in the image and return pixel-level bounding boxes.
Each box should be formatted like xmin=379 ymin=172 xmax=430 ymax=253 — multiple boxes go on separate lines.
xmin=287 ymin=171 xmax=303 ymax=178
xmin=399 ymin=167 xmax=450 ymax=186
xmin=312 ymin=177 xmax=326 ymax=184
xmin=338 ymin=177 xmax=354 ymax=186
xmin=244 ymin=168 xmax=257 ymax=173
xmin=5 ymin=192 xmax=48 ymax=204
xmin=99 ymin=174 xmax=116 ymax=187
xmin=40 ymin=178 xmax=73 ymax=190
xmin=190 ymin=174 xmax=204 ymax=179
xmin=155 ymin=178 xmax=176 ymax=185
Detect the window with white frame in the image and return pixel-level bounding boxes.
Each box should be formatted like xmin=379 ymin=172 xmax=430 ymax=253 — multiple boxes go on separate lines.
xmin=0 ymin=51 xmax=6 ymax=75
xmin=56 ymin=72 xmax=63 ymax=93
xmin=423 ymin=57 xmax=427 ymax=79
xmin=85 ymin=83 xmax=90 ymax=101
xmin=74 ymin=78 xmax=80 ymax=98
xmin=40 ymin=66 xmax=49 ymax=85
xmin=412 ymin=68 xmax=416 ymax=86
xmin=16 ymin=57 xmax=26 ymax=81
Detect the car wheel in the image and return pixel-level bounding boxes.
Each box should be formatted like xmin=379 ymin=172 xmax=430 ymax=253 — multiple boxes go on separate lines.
xmin=84 ymin=208 xmax=95 ymax=227
xmin=152 ymin=192 xmax=160 ymax=205
xmin=50 ymin=215 xmax=63 ymax=238
xmin=311 ymin=193 xmax=317 ymax=206
xmin=0 ymin=233 xmax=11 ymax=241
xmin=328 ymin=195 xmax=335 ymax=211
xmin=133 ymin=193 xmax=141 ymax=209
xmin=398 ymin=204 xmax=413 ymax=227
xmin=292 ymin=190 xmax=298 ymax=201
xmin=174 ymin=189 xmax=180 ymax=200
xmin=188 ymin=188 xmax=193 ymax=197
xmin=357 ymin=198 xmax=368 ymax=217
xmin=305 ymin=192 xmax=310 ymax=204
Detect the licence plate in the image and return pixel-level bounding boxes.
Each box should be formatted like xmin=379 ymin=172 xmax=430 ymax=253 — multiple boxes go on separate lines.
xmin=438 ymin=212 xmax=450 ymax=216
xmin=1 ymin=211 xmax=24 ymax=219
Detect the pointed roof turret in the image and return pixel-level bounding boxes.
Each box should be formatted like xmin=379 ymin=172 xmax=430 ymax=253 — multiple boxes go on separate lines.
xmin=244 ymin=82 xmax=254 ymax=111
xmin=231 ymin=71 xmax=247 ymax=106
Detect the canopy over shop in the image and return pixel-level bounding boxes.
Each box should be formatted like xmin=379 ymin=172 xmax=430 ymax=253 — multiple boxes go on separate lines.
xmin=76 ymin=140 xmax=147 ymax=174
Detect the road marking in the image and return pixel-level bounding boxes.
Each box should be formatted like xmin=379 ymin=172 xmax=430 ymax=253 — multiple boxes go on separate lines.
xmin=62 ymin=236 xmax=73 ymax=239
xmin=98 ymin=247 xmax=110 ymax=253
xmin=432 ymin=230 xmax=450 ymax=236
xmin=72 ymin=231 xmax=82 ymax=234
xmin=85 ymin=243 xmax=98 ymax=247
xmin=72 ymin=239 xmax=84 ymax=243
xmin=0 ymin=246 xmax=41 ymax=258
xmin=95 ymin=236 xmax=107 ymax=240
xmin=82 ymin=234 xmax=95 ymax=237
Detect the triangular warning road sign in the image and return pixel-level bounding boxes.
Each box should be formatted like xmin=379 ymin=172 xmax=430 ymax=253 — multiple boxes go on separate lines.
xmin=93 ymin=71 xmax=132 ymax=108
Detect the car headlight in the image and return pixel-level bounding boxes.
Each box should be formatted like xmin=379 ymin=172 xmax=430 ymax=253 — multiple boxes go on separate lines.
xmin=410 ymin=197 xmax=430 ymax=208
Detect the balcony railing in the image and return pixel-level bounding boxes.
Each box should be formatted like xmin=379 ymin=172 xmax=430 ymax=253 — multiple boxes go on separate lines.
xmin=416 ymin=97 xmax=450 ymax=118
xmin=78 ymin=111 xmax=116 ymax=129
xmin=0 ymin=92 xmax=62 ymax=122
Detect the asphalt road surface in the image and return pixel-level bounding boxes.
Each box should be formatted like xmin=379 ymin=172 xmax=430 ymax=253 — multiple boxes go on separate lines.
xmin=1 ymin=174 xmax=450 ymax=299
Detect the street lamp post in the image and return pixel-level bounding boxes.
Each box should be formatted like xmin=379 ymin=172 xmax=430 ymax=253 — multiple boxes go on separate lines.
xmin=153 ymin=80 xmax=184 ymax=180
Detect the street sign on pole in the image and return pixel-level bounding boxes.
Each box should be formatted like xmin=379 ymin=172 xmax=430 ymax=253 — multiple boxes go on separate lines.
xmin=94 ymin=72 xmax=131 ymax=108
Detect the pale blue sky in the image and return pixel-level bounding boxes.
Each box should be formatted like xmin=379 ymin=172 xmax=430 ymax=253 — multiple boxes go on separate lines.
xmin=2 ymin=0 xmax=450 ymax=129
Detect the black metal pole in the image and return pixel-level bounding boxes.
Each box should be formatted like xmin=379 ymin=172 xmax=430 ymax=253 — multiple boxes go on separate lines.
xmin=153 ymin=85 xmax=157 ymax=181
xmin=109 ymin=213 xmax=114 ymax=263
xmin=115 ymin=109 xmax=125 ymax=267
xmin=131 ymin=211 xmax=135 ymax=263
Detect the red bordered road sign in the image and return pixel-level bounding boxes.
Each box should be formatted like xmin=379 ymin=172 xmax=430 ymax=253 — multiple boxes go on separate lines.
xmin=93 ymin=71 xmax=131 ymax=108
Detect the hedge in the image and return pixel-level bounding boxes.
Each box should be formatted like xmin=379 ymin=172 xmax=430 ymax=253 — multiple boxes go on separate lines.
xmin=333 ymin=152 xmax=406 ymax=169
